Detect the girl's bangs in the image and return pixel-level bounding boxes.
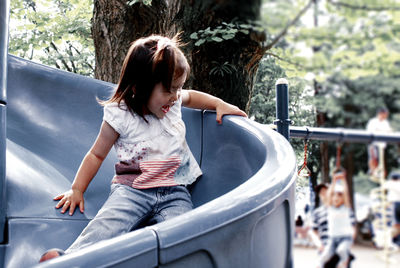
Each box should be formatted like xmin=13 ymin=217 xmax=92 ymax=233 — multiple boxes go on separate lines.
xmin=173 ymin=54 xmax=190 ymax=82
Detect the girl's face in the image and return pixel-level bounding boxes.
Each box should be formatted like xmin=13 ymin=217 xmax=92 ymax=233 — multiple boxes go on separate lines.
xmin=378 ymin=111 xmax=388 ymax=121
xmin=146 ymin=74 xmax=185 ymax=119
xmin=332 ymin=192 xmax=344 ymax=207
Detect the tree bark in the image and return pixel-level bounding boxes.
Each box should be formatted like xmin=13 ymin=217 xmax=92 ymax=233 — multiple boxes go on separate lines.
xmin=312 ymin=0 xmax=330 ymax=183
xmin=176 ymin=0 xmax=264 ymax=111
xmin=343 ymin=149 xmax=355 ymax=209
xmin=92 ymin=0 xmax=176 ymax=83
xmin=92 ymin=0 xmax=264 ymax=111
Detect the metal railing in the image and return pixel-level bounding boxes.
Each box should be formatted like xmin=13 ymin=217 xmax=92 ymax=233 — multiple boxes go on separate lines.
xmin=274 ymin=79 xmax=400 ymax=144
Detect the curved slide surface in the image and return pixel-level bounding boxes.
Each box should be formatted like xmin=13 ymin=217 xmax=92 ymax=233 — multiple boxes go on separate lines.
xmin=1 ymin=55 xmax=296 ymax=268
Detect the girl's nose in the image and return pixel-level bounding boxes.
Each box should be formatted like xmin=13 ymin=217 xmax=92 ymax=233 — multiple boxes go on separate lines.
xmin=171 ymin=91 xmax=179 ymax=103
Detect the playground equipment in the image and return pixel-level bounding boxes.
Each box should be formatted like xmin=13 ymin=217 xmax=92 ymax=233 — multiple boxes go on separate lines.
xmin=1 ymin=55 xmax=297 ymax=268
xmin=369 ymin=146 xmax=399 ymax=265
xmin=277 ymin=96 xmax=400 ymax=266
xmin=0 ymin=2 xmax=297 ymax=266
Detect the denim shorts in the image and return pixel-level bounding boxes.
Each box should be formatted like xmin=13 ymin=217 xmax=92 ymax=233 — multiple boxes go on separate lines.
xmin=66 ymin=184 xmax=193 ymax=253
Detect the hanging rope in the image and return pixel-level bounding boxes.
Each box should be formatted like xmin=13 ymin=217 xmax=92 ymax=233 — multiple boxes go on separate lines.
xmin=298 ymin=139 xmax=311 ymax=177
xmin=333 ymin=142 xmax=345 ymax=174
xmin=297 ymin=139 xmax=316 ymax=213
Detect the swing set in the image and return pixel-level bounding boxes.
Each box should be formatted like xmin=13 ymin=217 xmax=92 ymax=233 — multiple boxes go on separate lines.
xmin=276 ymin=79 xmax=400 ymax=266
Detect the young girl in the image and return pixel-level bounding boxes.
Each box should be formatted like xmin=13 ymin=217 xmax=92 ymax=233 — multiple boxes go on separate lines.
xmin=40 ymin=34 xmax=246 ymax=261
xmin=318 ymin=172 xmax=355 ymax=268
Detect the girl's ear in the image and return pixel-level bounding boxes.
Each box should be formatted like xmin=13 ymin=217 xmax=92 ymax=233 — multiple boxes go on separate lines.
xmin=132 ymin=85 xmax=136 ymax=95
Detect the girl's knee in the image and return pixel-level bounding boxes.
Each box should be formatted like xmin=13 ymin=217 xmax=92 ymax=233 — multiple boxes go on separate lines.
xmin=336 ymin=243 xmax=350 ymax=261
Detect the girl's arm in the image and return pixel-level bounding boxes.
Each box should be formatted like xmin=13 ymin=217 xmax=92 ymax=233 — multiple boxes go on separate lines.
xmin=330 ymin=172 xmax=350 ymax=207
xmin=181 ymin=89 xmax=247 ymax=124
xmin=309 ymin=229 xmax=324 ymax=251
xmin=54 ymin=121 xmax=119 ymax=215
xmin=326 ymin=179 xmax=336 ymax=206
xmin=341 ymin=176 xmax=351 ymax=208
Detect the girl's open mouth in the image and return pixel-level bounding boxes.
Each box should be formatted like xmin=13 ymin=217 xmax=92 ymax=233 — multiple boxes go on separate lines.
xmin=161 ymin=105 xmax=170 ymax=114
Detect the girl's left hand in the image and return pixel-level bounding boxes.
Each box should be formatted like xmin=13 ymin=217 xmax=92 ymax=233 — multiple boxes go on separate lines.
xmin=215 ymin=101 xmax=247 ymax=124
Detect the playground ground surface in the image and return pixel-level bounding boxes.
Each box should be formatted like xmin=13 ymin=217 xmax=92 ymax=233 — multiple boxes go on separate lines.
xmin=294 ymin=243 xmax=400 ymax=268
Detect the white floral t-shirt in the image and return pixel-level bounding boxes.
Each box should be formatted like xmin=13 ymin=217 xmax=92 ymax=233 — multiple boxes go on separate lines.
xmin=103 ymin=97 xmax=202 ymax=189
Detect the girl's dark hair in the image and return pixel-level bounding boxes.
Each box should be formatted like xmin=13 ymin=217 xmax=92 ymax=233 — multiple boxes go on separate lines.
xmin=314 ymin=183 xmax=328 ymax=208
xmin=102 ymin=34 xmax=190 ymax=120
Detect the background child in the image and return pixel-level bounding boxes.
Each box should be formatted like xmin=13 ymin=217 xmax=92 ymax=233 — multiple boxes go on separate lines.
xmin=318 ymin=172 xmax=356 ymax=268
xmin=366 ymin=107 xmax=392 ymax=178
xmin=40 ymin=34 xmax=246 ymax=262
xmin=384 ymin=172 xmax=400 ymax=245
xmin=311 ymin=183 xmax=329 ymax=252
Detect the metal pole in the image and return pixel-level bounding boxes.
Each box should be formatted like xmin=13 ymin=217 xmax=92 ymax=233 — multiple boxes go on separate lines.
xmin=378 ymin=146 xmax=390 ymax=266
xmin=0 ymin=0 xmax=9 ymax=244
xmin=0 ymin=0 xmax=8 ymax=103
xmin=275 ymin=78 xmax=290 ymax=141
xmin=289 ymin=126 xmax=400 ymax=144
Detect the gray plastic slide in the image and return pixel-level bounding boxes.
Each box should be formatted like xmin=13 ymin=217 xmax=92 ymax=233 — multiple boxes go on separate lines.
xmin=0 ymin=2 xmax=297 ymax=267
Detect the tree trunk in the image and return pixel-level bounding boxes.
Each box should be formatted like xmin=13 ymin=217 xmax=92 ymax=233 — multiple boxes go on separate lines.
xmin=343 ymin=149 xmax=355 ymax=209
xmin=92 ymin=0 xmax=178 ymax=83
xmin=177 ymin=0 xmax=264 ymax=111
xmin=92 ymin=0 xmax=264 ymax=111
xmin=315 ymin=81 xmax=330 ymax=183
xmin=312 ymin=0 xmax=330 ymax=183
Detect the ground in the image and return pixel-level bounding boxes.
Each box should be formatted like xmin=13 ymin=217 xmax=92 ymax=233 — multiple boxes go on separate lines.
xmin=294 ymin=244 xmax=400 ymax=268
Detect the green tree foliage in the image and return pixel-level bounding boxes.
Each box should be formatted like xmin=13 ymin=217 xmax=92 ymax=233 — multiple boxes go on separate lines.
xmin=251 ymin=0 xmax=400 ymax=192
xmin=250 ymin=56 xmax=314 ymax=128
xmin=307 ymin=0 xmax=400 ymax=184
xmin=250 ymin=55 xmax=319 ymax=187
xmin=9 ymin=0 xmax=94 ymax=76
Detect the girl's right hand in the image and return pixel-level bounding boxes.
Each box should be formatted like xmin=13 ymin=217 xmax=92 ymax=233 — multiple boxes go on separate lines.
xmin=54 ymin=189 xmax=84 ymax=216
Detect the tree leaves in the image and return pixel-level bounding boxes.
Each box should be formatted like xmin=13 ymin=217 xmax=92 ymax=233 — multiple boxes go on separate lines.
xmin=189 ymin=21 xmax=260 ymax=46
xmin=126 ymin=0 xmax=152 ymax=6
xmin=253 ymin=0 xmax=400 ymax=183
xmin=9 ymin=0 xmax=94 ymax=76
